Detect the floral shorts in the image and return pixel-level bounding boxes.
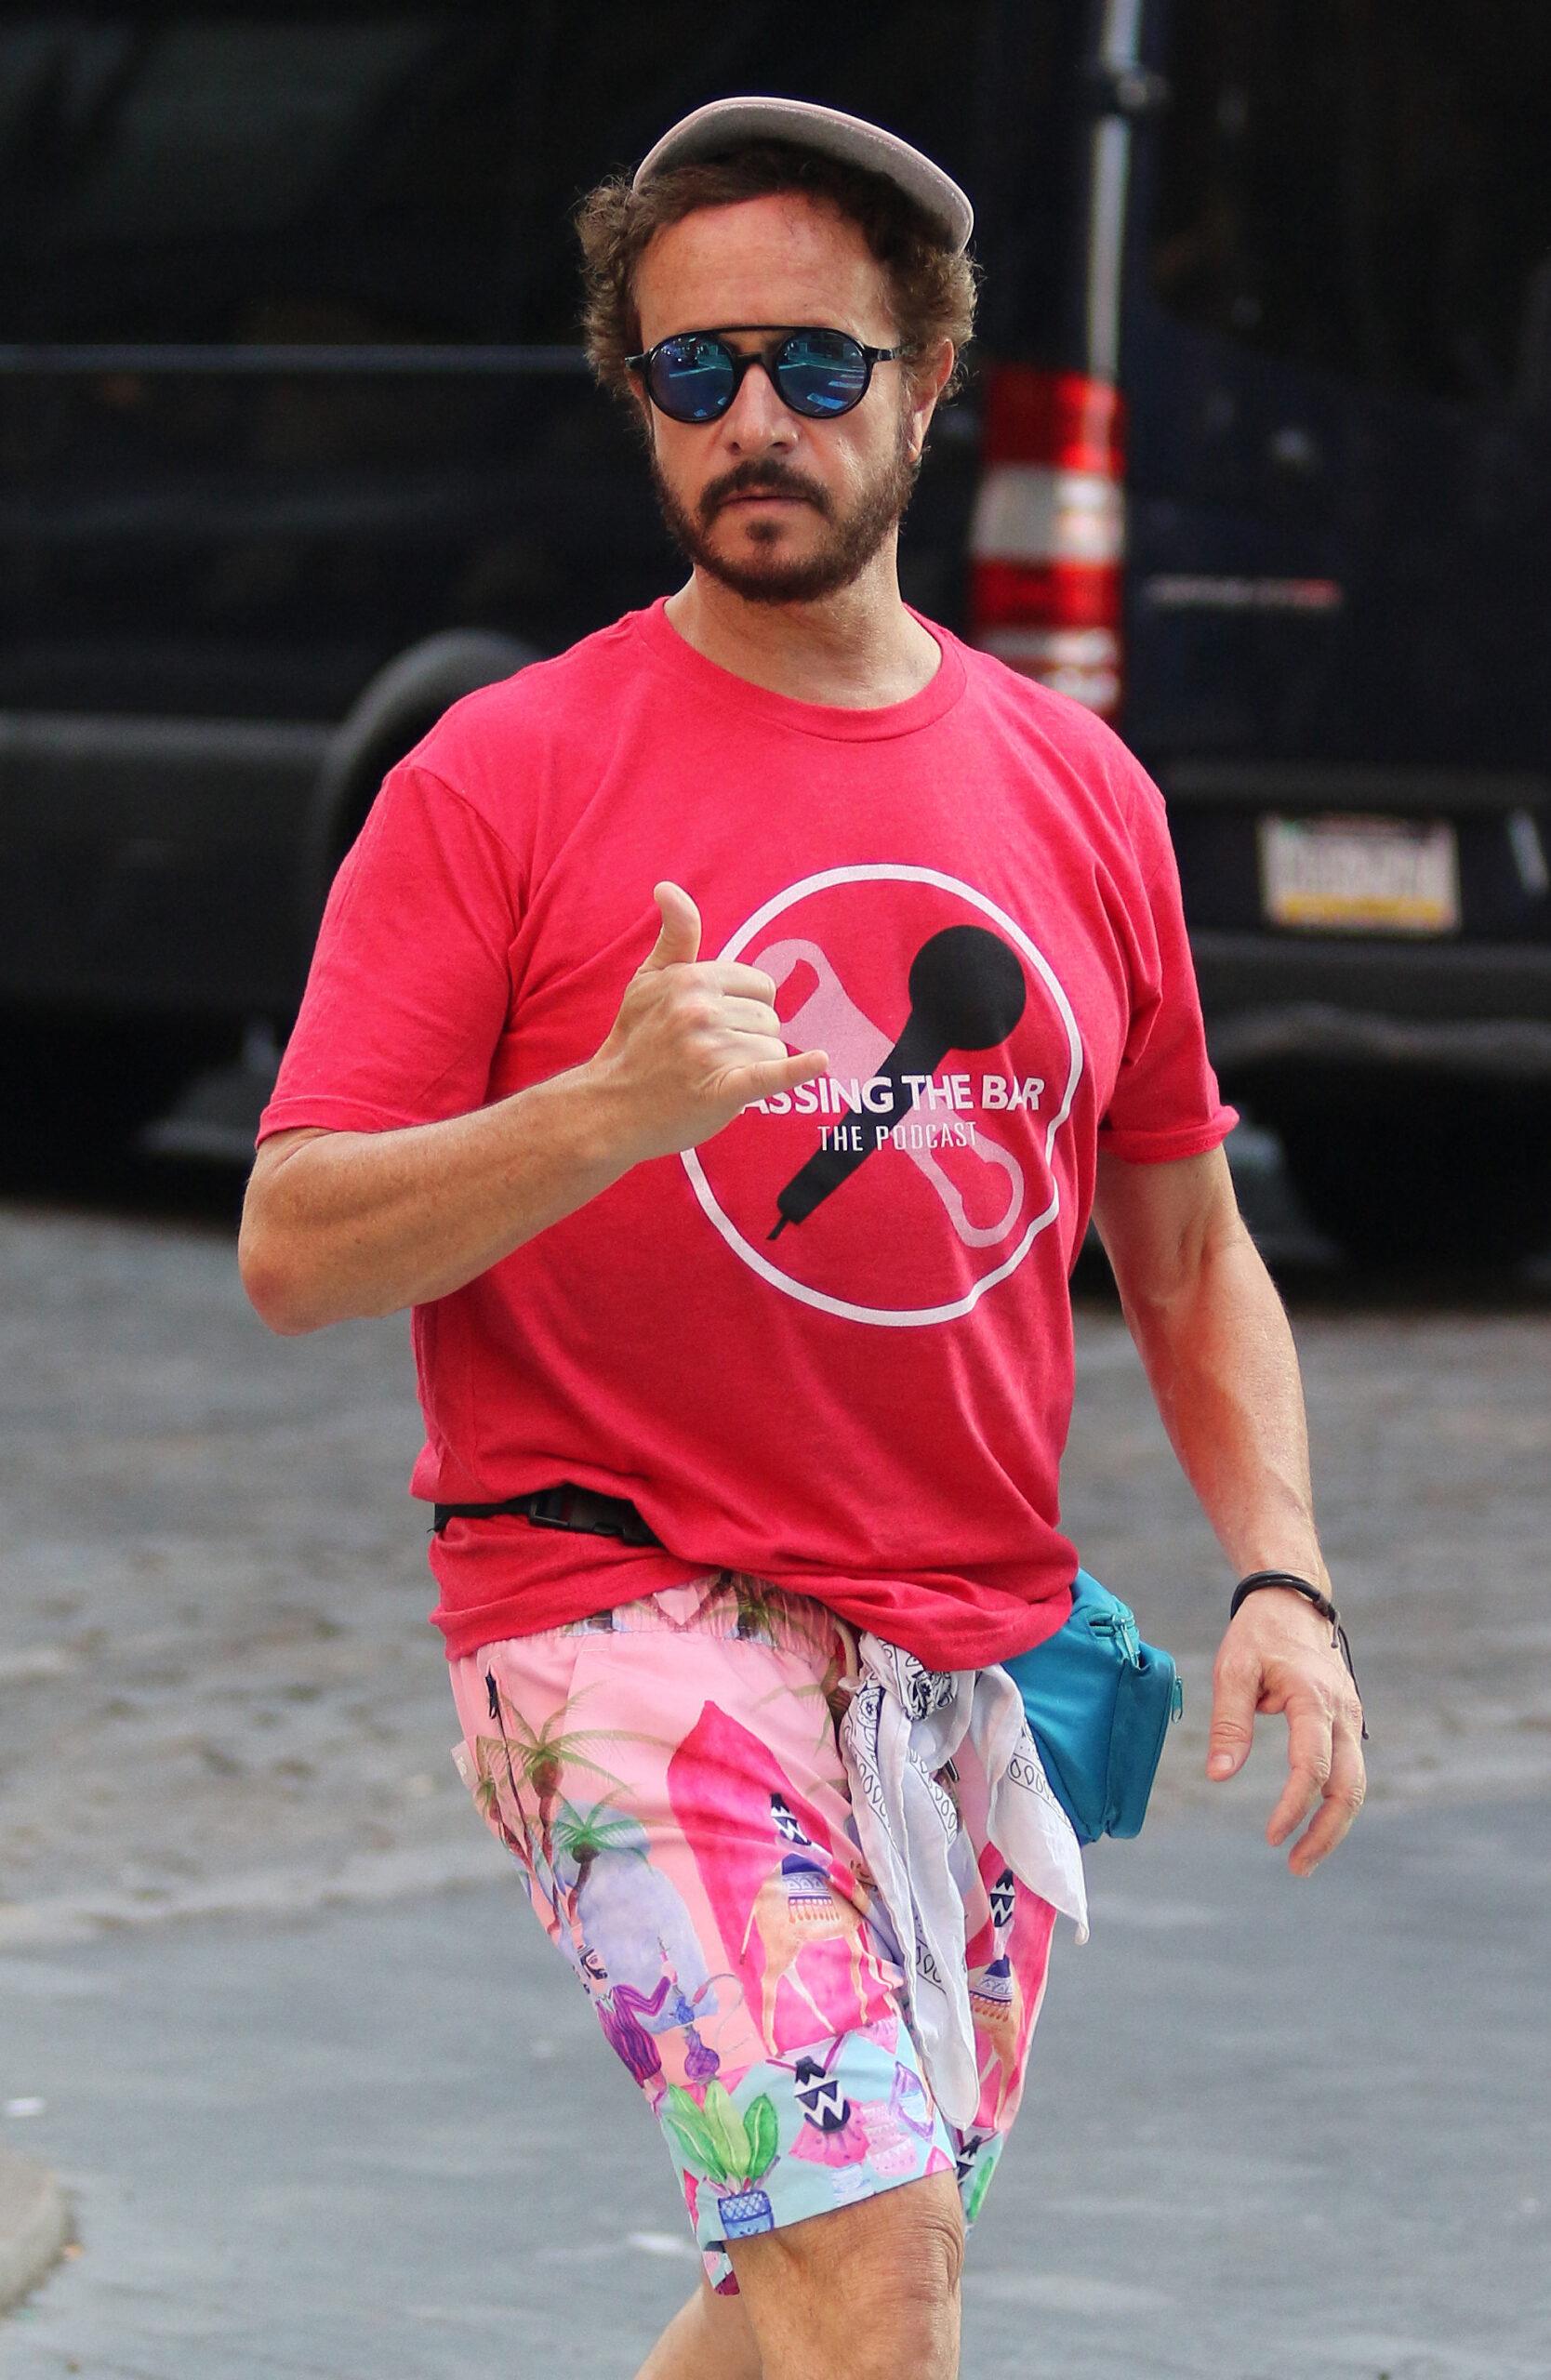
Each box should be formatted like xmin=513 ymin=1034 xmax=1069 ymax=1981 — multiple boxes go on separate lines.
xmin=449 ymin=1569 xmax=1060 ymax=2293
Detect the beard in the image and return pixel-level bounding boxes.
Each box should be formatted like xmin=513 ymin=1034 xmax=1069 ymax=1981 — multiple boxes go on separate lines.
xmin=648 ymin=413 xmax=921 ymax=605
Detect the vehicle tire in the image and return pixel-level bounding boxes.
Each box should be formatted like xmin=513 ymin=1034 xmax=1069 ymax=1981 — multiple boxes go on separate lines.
xmin=0 ymin=1012 xmax=238 ymax=1195
xmin=304 ymin=630 xmax=540 ymax=926
xmin=1273 ymin=1088 xmax=1551 ymax=1267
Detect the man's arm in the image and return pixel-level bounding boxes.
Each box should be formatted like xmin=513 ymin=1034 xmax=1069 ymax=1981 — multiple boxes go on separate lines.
xmin=1090 ymin=1144 xmax=1366 ymax=1874
xmin=239 ymin=881 xmax=825 ymax=1335
xmin=241 ymin=1077 xmax=628 ymax=1336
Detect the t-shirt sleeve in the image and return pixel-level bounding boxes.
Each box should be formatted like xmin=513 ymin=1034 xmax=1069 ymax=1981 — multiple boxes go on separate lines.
xmin=1096 ymin=761 xmax=1239 ymax=1164
xmin=257 ymin=761 xmax=521 ymax=1144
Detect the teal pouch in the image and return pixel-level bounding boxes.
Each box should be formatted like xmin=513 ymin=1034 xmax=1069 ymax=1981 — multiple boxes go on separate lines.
xmin=1000 ymin=1568 xmax=1184 ymax=1844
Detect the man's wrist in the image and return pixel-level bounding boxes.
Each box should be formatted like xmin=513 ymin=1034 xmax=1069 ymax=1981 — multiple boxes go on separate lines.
xmin=1227 ymin=1570 xmax=1369 ymax=1737
xmin=1231 ymin=1545 xmax=1331 ymax=1599
xmin=1230 ymin=1571 xmax=1336 ymax=1623
xmin=542 ymin=1055 xmax=651 ymax=1180
xmin=1229 ymin=1587 xmax=1332 ymax=1635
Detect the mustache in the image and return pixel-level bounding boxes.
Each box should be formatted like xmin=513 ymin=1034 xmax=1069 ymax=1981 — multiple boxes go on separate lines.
xmin=698 ymin=460 xmax=832 ymax=523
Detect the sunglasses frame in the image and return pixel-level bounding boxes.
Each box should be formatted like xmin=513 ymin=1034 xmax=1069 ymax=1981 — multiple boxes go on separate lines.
xmin=625 ymin=324 xmax=906 ymax=422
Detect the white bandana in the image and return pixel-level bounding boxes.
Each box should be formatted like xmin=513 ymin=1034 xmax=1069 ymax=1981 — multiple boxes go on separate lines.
xmin=839 ymin=1633 xmax=1089 ymax=2131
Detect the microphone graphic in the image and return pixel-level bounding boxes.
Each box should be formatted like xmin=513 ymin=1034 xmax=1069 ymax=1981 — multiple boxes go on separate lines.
xmin=768 ymin=924 xmax=1027 ymax=1238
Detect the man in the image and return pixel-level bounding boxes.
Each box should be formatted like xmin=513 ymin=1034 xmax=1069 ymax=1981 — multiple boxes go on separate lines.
xmin=240 ymin=98 xmax=1366 ymax=2380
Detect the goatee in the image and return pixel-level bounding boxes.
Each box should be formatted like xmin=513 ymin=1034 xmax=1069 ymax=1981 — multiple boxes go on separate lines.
xmin=649 ymin=418 xmax=921 ymax=605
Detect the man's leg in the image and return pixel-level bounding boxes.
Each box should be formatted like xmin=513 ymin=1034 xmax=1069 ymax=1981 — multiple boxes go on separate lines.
xmin=727 ymin=2169 xmax=965 ymax=2380
xmin=635 ymin=2274 xmax=763 ymax=2380
xmin=451 ymin=1588 xmax=979 ymax=2380
xmin=634 ymin=2169 xmax=964 ymax=2380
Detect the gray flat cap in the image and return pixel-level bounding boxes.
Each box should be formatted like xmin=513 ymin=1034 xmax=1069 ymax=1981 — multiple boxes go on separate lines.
xmin=633 ymin=96 xmax=974 ymax=255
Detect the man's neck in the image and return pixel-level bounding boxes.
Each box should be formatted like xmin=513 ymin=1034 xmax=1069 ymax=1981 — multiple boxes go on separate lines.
xmin=663 ymin=558 xmax=943 ymax=709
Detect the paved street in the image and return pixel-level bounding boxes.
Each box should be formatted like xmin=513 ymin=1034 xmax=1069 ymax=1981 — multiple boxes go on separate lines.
xmin=1 ymin=1157 xmax=1548 ymax=2373
xmin=2 ymin=1798 xmax=1547 ymax=2379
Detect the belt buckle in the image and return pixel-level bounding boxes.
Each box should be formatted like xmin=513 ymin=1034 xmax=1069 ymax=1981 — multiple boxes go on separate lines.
xmin=525 ymin=1486 xmax=579 ymax=1531
xmin=525 ymin=1482 xmax=655 ymax=1547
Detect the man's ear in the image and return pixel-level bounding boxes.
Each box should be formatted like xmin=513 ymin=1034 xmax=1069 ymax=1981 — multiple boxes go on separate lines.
xmin=624 ymin=372 xmax=656 ymax=453
xmin=905 ymin=339 xmax=958 ymax=464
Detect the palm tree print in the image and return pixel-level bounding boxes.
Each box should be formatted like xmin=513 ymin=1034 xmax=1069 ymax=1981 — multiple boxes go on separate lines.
xmin=750 ymin=1643 xmax=854 ymax=1768
xmin=471 ymin=1743 xmax=540 ymax=1888
xmin=723 ymin=1573 xmax=835 ymax=1664
xmin=550 ymin=1793 xmax=646 ymax=1923
xmin=478 ymin=1673 xmax=655 ymax=1880
xmin=729 ymin=1573 xmax=786 ymax=1645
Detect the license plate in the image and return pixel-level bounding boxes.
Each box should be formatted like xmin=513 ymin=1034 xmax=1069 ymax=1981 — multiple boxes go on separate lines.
xmin=1258 ymin=814 xmax=1460 ymax=934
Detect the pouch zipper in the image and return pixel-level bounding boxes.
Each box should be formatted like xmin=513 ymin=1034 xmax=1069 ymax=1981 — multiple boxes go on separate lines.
xmin=1087 ymin=1607 xmax=1142 ymax=1666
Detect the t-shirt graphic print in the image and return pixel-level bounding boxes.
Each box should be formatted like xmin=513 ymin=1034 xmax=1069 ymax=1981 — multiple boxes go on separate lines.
xmin=689 ymin=865 xmax=1083 ymax=1328
xmin=258 ymin=599 xmax=1236 ymax=1672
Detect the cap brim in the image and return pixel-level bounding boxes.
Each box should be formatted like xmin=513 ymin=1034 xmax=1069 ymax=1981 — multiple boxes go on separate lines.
xmin=633 ymin=96 xmax=973 ymax=255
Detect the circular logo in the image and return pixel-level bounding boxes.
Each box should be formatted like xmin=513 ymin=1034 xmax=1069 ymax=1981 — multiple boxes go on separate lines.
xmin=682 ymin=865 xmax=1084 ymax=1328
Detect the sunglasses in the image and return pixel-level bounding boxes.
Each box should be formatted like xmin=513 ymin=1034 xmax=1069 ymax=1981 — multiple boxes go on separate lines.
xmin=626 ymin=325 xmax=906 ymax=423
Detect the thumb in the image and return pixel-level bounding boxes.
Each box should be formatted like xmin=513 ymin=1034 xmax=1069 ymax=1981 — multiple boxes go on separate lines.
xmin=642 ymin=880 xmax=701 ymax=971
xmin=1206 ymin=1658 xmax=1258 ymax=1780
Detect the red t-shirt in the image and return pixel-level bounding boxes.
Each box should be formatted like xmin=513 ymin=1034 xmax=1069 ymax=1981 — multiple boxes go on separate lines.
xmin=258 ymin=600 xmax=1235 ymax=1670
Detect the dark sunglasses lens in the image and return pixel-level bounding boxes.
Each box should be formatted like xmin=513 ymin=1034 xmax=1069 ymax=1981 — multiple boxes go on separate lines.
xmin=776 ymin=329 xmax=870 ymax=416
xmin=648 ymin=335 xmax=736 ymax=421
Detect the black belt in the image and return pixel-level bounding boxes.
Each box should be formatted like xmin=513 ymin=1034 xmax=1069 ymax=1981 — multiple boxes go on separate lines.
xmin=431 ymin=1481 xmax=664 ymax=1549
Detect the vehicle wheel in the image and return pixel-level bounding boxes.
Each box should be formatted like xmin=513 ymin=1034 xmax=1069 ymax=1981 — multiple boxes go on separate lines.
xmin=0 ymin=1013 xmax=238 ymax=1196
xmin=1273 ymin=1090 xmax=1551 ymax=1266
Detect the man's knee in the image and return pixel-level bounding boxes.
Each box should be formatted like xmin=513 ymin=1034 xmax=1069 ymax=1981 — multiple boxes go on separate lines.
xmin=731 ymin=2173 xmax=964 ymax=2377
xmin=858 ymin=2182 xmax=965 ymax=2311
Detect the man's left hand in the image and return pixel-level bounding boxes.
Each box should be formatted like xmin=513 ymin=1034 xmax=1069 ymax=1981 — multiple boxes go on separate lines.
xmin=1205 ymin=1588 xmax=1367 ymax=1875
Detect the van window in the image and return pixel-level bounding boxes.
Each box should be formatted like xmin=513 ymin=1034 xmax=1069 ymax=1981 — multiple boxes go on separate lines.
xmin=503 ymin=1 xmax=1078 ymax=350
xmin=0 ymin=3 xmax=1075 ymax=349
xmin=1151 ymin=0 xmax=1551 ymax=407
xmin=1351 ymin=0 xmax=1551 ymax=405
xmin=55 ymin=19 xmax=441 ymax=243
xmin=0 ymin=12 xmax=527 ymax=340
xmin=1149 ymin=0 xmax=1359 ymax=377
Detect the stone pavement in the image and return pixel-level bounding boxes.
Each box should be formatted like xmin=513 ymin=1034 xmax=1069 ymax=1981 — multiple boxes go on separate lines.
xmin=2 ymin=1790 xmax=1546 ymax=2380
xmin=3 ymin=1197 xmax=1549 ymax=1964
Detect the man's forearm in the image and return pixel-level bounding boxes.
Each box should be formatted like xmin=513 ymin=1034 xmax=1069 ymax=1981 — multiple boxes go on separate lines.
xmin=240 ymin=882 xmax=829 ymax=1338
xmin=239 ymin=1062 xmax=632 ymax=1334
xmin=1096 ymin=1157 xmax=1327 ymax=1587
xmin=1094 ymin=1156 xmax=1361 ymax=1865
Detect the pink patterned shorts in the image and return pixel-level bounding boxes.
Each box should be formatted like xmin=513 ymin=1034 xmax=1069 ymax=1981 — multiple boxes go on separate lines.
xmin=449 ymin=1569 xmax=1059 ymax=2292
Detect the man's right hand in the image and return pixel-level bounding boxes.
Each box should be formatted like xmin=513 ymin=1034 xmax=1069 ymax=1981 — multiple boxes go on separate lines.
xmin=241 ymin=880 xmax=829 ymax=1334
xmin=586 ymin=881 xmax=829 ymax=1164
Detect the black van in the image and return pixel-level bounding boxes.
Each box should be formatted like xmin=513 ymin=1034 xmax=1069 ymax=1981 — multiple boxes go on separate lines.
xmin=3 ymin=2 xmax=1549 ymax=1257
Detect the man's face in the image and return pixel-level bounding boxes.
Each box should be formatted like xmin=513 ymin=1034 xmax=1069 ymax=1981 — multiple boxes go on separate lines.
xmin=631 ymin=192 xmax=945 ymax=605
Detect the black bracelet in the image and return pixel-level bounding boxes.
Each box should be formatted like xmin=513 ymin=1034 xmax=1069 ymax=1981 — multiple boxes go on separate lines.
xmin=1230 ymin=1570 xmax=1370 ymax=1742
xmin=1230 ymin=1567 xmax=1335 ymax=1621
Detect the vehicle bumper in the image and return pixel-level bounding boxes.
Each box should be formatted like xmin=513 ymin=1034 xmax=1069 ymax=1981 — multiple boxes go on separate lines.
xmin=1191 ymin=932 xmax=1551 ymax=1080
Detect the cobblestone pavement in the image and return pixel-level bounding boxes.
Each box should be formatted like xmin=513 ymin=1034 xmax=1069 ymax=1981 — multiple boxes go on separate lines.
xmin=0 ymin=1192 xmax=1547 ymax=1949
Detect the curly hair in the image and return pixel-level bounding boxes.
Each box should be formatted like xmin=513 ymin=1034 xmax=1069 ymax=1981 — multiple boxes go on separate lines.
xmin=575 ymin=139 xmax=978 ymax=410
